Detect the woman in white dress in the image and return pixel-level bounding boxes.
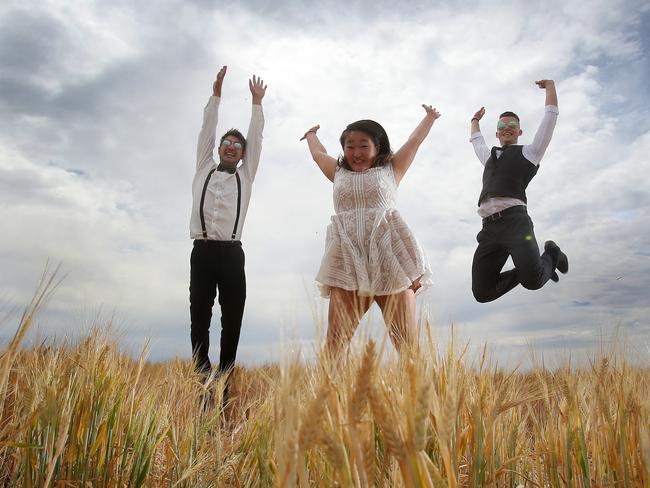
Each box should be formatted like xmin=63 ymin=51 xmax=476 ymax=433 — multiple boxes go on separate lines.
xmin=301 ymin=106 xmax=441 ymax=357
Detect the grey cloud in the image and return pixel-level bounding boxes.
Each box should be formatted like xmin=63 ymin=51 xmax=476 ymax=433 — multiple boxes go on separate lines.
xmin=63 ymin=168 xmax=87 ymax=177
xmin=0 ymin=10 xmax=65 ymax=79
xmin=0 ymin=165 xmax=58 ymax=204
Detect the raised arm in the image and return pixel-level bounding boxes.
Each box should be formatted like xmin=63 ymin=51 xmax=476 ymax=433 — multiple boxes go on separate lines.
xmin=524 ymin=80 xmax=559 ymax=165
xmin=469 ymin=106 xmax=491 ymax=165
xmin=392 ymin=104 xmax=441 ymax=184
xmin=241 ymin=74 xmax=267 ymax=181
xmin=196 ymin=66 xmax=227 ymax=171
xmin=536 ymin=79 xmax=558 ymax=108
xmin=470 ymin=106 xmax=485 ymax=137
xmin=213 ymin=65 xmax=226 ymax=97
xmin=301 ymin=125 xmax=338 ymax=182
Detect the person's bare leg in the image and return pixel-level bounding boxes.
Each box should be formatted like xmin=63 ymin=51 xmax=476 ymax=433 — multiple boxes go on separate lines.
xmin=375 ymin=289 xmax=417 ymax=354
xmin=325 ymin=287 xmax=372 ymax=361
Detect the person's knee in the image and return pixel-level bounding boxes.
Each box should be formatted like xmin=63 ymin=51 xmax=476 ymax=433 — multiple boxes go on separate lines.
xmin=519 ymin=274 xmax=543 ymax=290
xmin=473 ymin=291 xmax=493 ymax=303
xmin=472 ymin=284 xmax=494 ymax=303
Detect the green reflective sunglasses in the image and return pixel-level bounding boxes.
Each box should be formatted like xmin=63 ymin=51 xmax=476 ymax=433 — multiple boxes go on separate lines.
xmin=497 ymin=120 xmax=519 ymax=130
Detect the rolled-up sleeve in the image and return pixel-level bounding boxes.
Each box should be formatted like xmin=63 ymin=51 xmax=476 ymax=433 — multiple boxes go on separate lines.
xmin=523 ymin=105 xmax=558 ymax=165
xmin=241 ymin=104 xmax=265 ymax=181
xmin=470 ymin=132 xmax=491 ymax=166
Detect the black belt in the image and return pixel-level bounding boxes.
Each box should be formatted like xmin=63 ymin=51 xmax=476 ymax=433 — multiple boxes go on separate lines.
xmin=193 ymin=239 xmax=241 ymax=246
xmin=482 ymin=205 xmax=527 ymax=224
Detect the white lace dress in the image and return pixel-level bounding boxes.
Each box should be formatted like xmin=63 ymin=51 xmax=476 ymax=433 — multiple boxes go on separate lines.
xmin=316 ymin=163 xmax=432 ymax=298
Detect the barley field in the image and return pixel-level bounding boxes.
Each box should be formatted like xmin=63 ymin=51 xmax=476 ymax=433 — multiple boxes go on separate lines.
xmin=1 ymin=272 xmax=649 ymax=487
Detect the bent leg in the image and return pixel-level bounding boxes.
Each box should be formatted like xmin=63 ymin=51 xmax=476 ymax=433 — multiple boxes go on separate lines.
xmin=326 ymin=288 xmax=372 ymax=360
xmin=472 ymin=228 xmax=517 ymax=302
xmin=375 ymin=289 xmax=417 ymax=354
xmin=508 ymin=217 xmax=555 ymax=290
xmin=190 ymin=242 xmax=218 ymax=374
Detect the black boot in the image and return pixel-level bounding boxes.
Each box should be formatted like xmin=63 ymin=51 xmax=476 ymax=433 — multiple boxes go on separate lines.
xmin=544 ymin=240 xmax=569 ymax=275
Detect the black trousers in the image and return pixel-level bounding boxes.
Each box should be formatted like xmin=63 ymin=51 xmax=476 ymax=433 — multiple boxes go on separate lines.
xmin=190 ymin=240 xmax=246 ymax=375
xmin=471 ymin=207 xmax=559 ymax=303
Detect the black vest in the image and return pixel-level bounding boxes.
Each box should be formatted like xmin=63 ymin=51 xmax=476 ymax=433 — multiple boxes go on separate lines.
xmin=478 ymin=145 xmax=538 ymax=206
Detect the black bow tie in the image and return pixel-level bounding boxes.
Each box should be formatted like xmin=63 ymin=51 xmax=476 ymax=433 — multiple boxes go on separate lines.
xmin=216 ymin=164 xmax=236 ymax=174
xmin=491 ymin=145 xmax=511 ymax=161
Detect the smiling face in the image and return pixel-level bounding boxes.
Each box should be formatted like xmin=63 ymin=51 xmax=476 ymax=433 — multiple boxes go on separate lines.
xmin=343 ymin=131 xmax=378 ymax=172
xmin=218 ymin=136 xmax=245 ymax=167
xmin=496 ymin=116 xmax=522 ymax=146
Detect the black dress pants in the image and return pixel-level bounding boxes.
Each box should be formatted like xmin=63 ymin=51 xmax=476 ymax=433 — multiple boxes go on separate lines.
xmin=190 ymin=240 xmax=246 ymax=375
xmin=471 ymin=207 xmax=559 ymax=303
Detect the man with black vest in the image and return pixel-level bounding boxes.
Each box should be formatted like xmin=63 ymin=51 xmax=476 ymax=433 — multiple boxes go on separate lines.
xmin=469 ymin=79 xmax=567 ymax=303
xmin=189 ymin=66 xmax=266 ymax=389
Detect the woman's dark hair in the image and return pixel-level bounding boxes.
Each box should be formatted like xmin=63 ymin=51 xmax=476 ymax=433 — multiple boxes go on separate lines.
xmin=338 ymin=119 xmax=393 ymax=170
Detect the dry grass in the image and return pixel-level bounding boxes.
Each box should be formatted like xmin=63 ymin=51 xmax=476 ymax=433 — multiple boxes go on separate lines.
xmin=1 ymin=270 xmax=649 ymax=487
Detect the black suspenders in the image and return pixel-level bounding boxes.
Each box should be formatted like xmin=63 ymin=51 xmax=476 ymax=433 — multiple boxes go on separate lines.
xmin=199 ymin=169 xmax=242 ymax=241
xmin=232 ymin=172 xmax=241 ymax=239
xmin=199 ymin=168 xmax=216 ymax=239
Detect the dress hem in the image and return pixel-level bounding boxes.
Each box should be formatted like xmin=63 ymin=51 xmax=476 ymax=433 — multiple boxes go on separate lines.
xmin=316 ymin=273 xmax=433 ymax=299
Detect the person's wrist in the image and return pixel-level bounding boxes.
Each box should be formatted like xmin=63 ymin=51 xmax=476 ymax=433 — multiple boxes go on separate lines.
xmin=471 ymin=117 xmax=479 ymax=122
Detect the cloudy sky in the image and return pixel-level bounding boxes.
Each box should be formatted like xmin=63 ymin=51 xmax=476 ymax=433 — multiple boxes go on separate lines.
xmin=1 ymin=0 xmax=648 ymax=366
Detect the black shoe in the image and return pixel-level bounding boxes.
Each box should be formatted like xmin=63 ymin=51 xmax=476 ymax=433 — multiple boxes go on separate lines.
xmin=544 ymin=240 xmax=569 ymax=274
xmin=550 ymin=271 xmax=559 ymax=282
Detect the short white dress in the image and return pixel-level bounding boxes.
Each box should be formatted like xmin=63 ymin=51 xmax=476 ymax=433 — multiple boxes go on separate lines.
xmin=316 ymin=163 xmax=432 ymax=298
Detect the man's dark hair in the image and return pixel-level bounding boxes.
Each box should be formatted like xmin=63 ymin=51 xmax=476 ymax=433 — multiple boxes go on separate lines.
xmin=499 ymin=111 xmax=520 ymax=122
xmin=338 ymin=119 xmax=393 ymax=170
xmin=220 ymin=129 xmax=247 ymax=151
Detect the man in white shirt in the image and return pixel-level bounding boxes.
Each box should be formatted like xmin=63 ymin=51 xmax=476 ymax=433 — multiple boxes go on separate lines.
xmin=190 ymin=66 xmax=266 ymax=388
xmin=469 ymin=79 xmax=568 ymax=303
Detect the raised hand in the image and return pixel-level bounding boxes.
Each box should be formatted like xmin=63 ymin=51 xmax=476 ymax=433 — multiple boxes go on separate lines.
xmin=535 ymin=79 xmax=558 ymax=107
xmin=300 ymin=124 xmax=320 ymax=141
xmin=535 ymin=79 xmax=554 ymax=89
xmin=213 ymin=66 xmax=227 ymax=97
xmin=472 ymin=106 xmax=485 ymax=121
xmin=422 ymin=104 xmax=441 ymax=119
xmin=249 ymin=75 xmax=267 ymax=105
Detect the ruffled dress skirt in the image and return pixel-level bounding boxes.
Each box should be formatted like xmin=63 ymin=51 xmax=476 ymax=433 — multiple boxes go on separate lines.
xmin=316 ymin=164 xmax=432 ymax=298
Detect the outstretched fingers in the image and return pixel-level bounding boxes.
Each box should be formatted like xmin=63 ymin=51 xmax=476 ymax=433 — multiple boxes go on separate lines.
xmin=422 ymin=104 xmax=441 ymax=119
xmin=249 ymin=74 xmax=268 ymax=97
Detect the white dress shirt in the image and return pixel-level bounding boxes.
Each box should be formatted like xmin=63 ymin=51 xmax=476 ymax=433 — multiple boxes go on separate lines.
xmin=190 ymin=96 xmax=264 ymax=240
xmin=470 ymin=105 xmax=558 ymax=218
